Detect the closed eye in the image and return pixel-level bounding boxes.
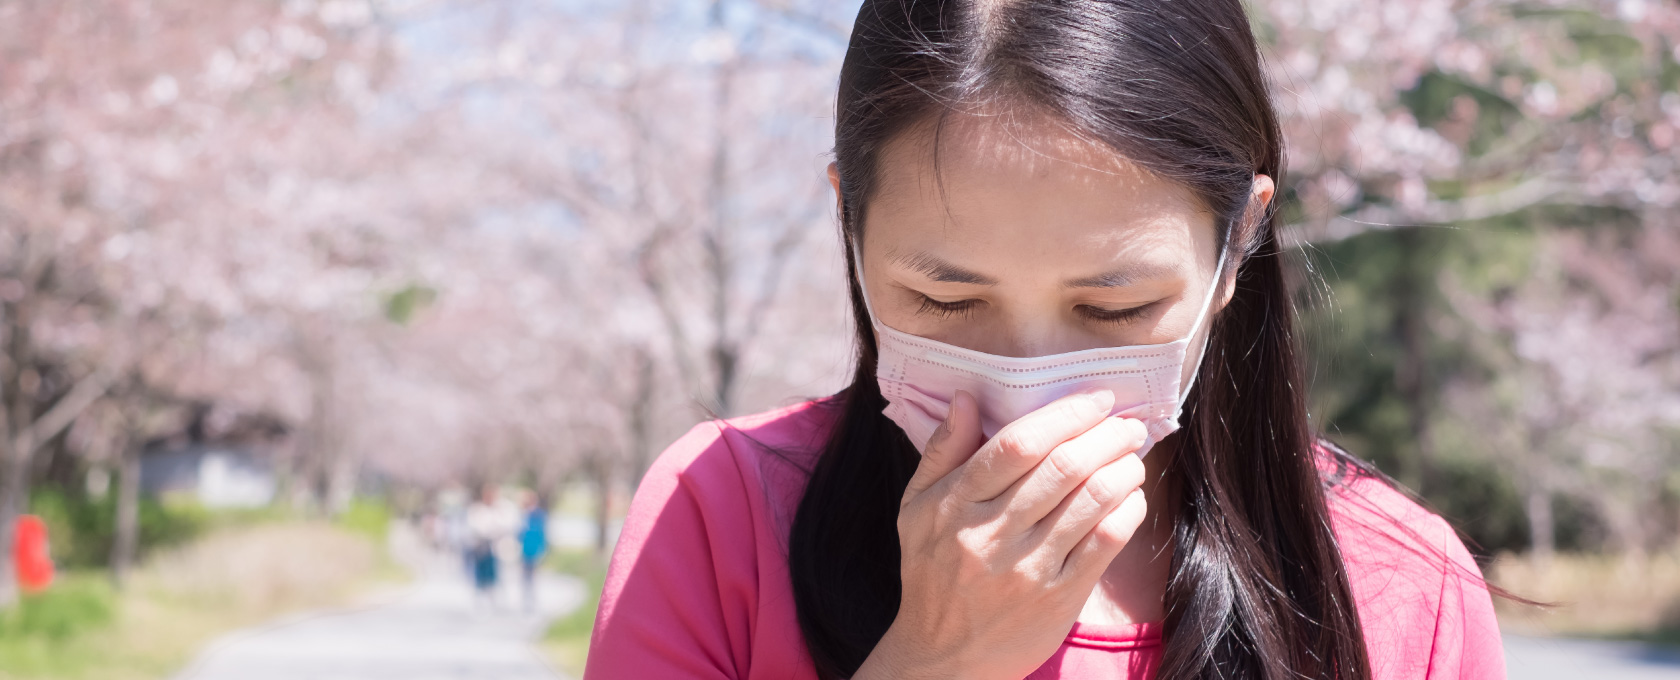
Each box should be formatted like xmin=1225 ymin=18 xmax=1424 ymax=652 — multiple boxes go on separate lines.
xmin=915 ymin=295 xmax=981 ymax=319
xmin=1076 ymin=301 xmax=1158 ymax=324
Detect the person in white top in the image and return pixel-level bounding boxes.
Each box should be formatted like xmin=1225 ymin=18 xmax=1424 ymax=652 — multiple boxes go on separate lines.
xmin=464 ymin=484 xmax=520 ymax=608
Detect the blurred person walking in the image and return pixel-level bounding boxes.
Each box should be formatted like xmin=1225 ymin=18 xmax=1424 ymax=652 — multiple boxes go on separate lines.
xmin=465 ymin=485 xmax=518 ymax=610
xmin=518 ymin=490 xmax=550 ymax=613
xmin=434 ymin=485 xmax=470 ymax=561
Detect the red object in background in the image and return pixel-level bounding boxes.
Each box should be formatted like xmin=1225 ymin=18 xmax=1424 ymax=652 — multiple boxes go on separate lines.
xmin=12 ymin=514 xmax=53 ymax=592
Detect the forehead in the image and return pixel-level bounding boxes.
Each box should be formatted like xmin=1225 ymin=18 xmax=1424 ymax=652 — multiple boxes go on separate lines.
xmin=863 ymin=109 xmax=1210 ymax=261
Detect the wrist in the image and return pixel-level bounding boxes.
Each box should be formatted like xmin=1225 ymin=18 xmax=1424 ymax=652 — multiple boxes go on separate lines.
xmin=854 ymin=625 xmax=965 ymax=680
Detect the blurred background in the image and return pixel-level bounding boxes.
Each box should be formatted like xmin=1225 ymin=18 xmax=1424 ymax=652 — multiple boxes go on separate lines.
xmin=0 ymin=0 xmax=1677 ymax=678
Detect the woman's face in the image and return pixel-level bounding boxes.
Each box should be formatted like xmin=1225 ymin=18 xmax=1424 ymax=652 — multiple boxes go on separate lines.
xmin=839 ymin=113 xmax=1272 ymax=360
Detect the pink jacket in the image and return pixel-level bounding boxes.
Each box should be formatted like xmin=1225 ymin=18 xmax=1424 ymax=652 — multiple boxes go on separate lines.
xmin=586 ymin=399 xmax=1506 ymax=679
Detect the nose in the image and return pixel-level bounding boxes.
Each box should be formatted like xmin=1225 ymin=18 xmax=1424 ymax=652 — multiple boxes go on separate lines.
xmin=987 ymin=307 xmax=1078 ymax=358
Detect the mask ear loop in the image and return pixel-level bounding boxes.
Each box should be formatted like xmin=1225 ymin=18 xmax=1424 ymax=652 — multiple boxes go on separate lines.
xmin=1170 ymin=235 xmax=1232 ymax=422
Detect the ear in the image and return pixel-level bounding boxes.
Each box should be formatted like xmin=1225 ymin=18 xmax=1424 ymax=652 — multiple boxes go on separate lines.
xmin=1218 ymin=174 xmax=1276 ymax=309
xmin=827 ymin=162 xmax=843 ymax=219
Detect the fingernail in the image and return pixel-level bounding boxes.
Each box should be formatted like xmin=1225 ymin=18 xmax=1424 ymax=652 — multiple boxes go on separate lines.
xmin=942 ymin=391 xmax=961 ymax=427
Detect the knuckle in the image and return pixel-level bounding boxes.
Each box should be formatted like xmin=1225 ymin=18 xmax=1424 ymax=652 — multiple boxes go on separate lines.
xmin=923 ymin=419 xmax=953 ymax=451
xmin=952 ymin=473 xmax=996 ymax=505
xmin=927 ymin=496 xmax=954 ymax=527
xmin=1041 ymin=447 xmax=1081 ymax=486
xmin=1015 ymin=555 xmax=1056 ymax=584
xmin=991 ymin=428 xmax=1041 ymax=463
xmin=955 ymin=527 xmax=995 ymax=563
xmin=1083 ymin=469 xmax=1118 ymax=507
xmin=934 ymin=493 xmax=974 ymax=520
xmin=1094 ymin=521 xmax=1131 ymax=548
xmin=941 ymin=495 xmax=991 ymax=531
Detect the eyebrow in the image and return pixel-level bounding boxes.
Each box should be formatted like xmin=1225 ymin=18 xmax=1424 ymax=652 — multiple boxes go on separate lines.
xmin=890 ymin=251 xmax=1182 ymax=289
xmin=1063 ymin=261 xmax=1182 ymax=288
xmin=891 ymin=252 xmax=1000 ymax=285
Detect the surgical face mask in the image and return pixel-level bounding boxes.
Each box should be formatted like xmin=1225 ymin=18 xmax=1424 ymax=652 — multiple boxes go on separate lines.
xmin=857 ymin=243 xmax=1225 ymax=458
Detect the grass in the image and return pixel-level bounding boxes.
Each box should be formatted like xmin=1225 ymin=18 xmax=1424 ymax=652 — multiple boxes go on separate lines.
xmin=1490 ymin=549 xmax=1680 ymax=646
xmin=0 ymin=521 xmax=397 ymax=680
xmin=0 ymin=576 xmax=115 ymax=644
xmin=538 ymin=547 xmax=610 ymax=677
xmin=336 ymin=498 xmax=393 ymax=543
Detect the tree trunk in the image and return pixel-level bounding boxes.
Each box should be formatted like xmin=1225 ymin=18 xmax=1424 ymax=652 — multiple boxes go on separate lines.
xmin=1526 ymin=480 xmax=1554 ymax=572
xmin=293 ymin=330 xmax=337 ymax=515
xmin=325 ymin=452 xmax=357 ymax=517
xmin=591 ymin=454 xmax=613 ymax=556
xmin=110 ymin=442 xmax=141 ymax=589
xmin=0 ymin=365 xmax=115 ymax=607
xmin=627 ymin=349 xmax=656 ymax=489
xmin=1393 ymin=229 xmax=1434 ymax=494
xmin=0 ymin=298 xmax=36 ymax=609
xmin=711 ymin=344 xmax=738 ymax=418
xmin=0 ymin=444 xmax=31 ymax=608
xmin=702 ymin=0 xmax=739 ymax=419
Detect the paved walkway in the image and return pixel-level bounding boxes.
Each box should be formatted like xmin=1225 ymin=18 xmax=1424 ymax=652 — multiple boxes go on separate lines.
xmin=1507 ymin=633 xmax=1680 ymax=679
xmin=174 ymin=538 xmax=585 ymax=680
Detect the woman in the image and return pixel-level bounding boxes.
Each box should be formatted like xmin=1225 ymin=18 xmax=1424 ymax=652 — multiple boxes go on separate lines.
xmin=519 ymin=490 xmax=550 ymax=612
xmin=586 ymin=0 xmax=1504 ymax=678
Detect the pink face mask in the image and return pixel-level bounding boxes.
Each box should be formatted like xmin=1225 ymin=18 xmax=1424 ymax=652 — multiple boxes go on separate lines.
xmin=858 ymin=244 xmax=1224 ymax=458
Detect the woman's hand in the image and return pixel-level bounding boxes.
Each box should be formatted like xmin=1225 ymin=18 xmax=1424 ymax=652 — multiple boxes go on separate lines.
xmin=854 ymin=389 xmax=1150 ymax=680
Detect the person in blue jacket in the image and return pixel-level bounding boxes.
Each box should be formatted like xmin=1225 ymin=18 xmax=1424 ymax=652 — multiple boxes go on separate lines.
xmin=518 ymin=490 xmax=550 ymax=612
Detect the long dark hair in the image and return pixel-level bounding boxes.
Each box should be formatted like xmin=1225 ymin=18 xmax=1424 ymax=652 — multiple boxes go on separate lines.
xmin=788 ymin=1 xmax=1373 ymax=679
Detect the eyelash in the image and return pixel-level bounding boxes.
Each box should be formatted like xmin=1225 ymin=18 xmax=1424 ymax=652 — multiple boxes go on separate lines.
xmin=1076 ymin=303 xmax=1154 ymax=324
xmin=914 ymin=296 xmax=1156 ymax=325
xmin=916 ymin=296 xmax=980 ymax=319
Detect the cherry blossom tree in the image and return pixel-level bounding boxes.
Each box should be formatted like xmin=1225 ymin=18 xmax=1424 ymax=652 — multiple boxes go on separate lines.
xmin=1441 ymin=218 xmax=1680 ymax=562
xmin=7 ymin=0 xmax=1678 ymax=605
xmin=419 ymin=0 xmax=853 ymax=418
xmin=0 ymin=0 xmax=398 ymax=603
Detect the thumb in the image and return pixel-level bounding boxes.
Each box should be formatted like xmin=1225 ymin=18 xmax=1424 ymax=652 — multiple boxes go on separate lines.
xmin=904 ymin=390 xmax=982 ymax=498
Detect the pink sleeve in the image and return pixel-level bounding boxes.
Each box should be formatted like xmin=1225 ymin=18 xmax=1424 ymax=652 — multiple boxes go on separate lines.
xmin=583 ymin=422 xmax=759 ymax=680
xmin=1426 ymin=524 xmax=1507 ymax=680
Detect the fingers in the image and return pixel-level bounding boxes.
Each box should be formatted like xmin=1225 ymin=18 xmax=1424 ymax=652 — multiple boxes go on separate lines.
xmin=1058 ymin=488 xmax=1148 ymax=582
xmin=1030 ymin=451 xmax=1146 ymax=552
xmin=1001 ymin=417 xmax=1147 ymax=522
xmin=952 ymin=390 xmax=1115 ymax=503
xmin=904 ymin=390 xmax=982 ymax=500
